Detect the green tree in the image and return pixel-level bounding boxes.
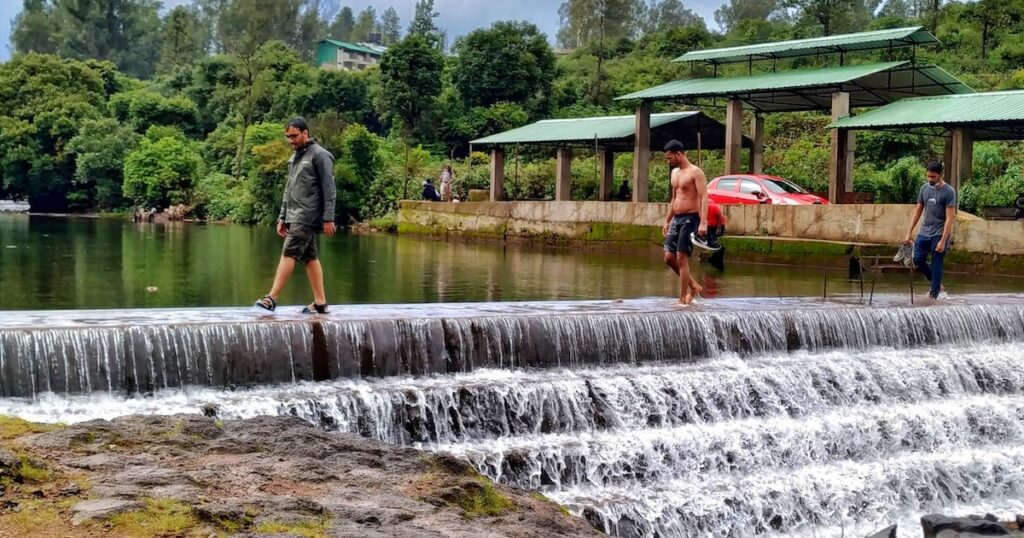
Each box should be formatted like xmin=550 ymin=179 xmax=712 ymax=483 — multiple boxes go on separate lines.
xmin=309 ymin=70 xmax=373 ymax=123
xmin=329 ymin=6 xmax=355 ymax=40
xmin=640 ymin=0 xmax=705 ymax=34
xmin=335 ymin=124 xmax=383 ymax=220
xmin=379 ymin=35 xmax=445 ymax=135
xmin=10 ymin=0 xmax=59 ymax=55
xmin=786 ymin=0 xmax=880 ymax=36
xmin=452 ymin=22 xmax=557 ymax=112
xmin=557 ymin=0 xmax=641 ymax=48
xmin=352 ymin=7 xmax=378 ymax=42
xmin=66 ymin=118 xmax=141 ymax=209
xmin=380 ymin=7 xmax=403 ymax=45
xmin=295 ymin=0 xmax=328 ymax=63
xmin=0 ymin=54 xmax=106 ymax=210
xmin=123 ymin=136 xmax=202 ymax=208
xmin=159 ymin=6 xmax=206 ymax=75
xmin=55 ymin=0 xmax=163 ymax=79
xmin=108 ymin=91 xmax=199 ymax=135
xmin=408 ymin=0 xmax=442 ymax=44
xmin=714 ymin=0 xmax=784 ymax=33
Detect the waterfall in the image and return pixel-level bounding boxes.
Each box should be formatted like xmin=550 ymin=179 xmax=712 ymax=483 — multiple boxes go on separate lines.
xmin=3 ymin=297 xmax=1024 ymax=536
xmin=3 ymin=298 xmax=1024 ymax=398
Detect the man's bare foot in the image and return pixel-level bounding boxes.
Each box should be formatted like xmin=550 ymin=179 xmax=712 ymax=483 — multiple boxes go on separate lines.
xmin=690 ymin=283 xmax=704 ymax=297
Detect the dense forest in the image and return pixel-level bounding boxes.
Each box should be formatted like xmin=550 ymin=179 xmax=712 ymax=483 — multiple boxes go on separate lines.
xmin=2 ymin=0 xmax=1024 ymax=222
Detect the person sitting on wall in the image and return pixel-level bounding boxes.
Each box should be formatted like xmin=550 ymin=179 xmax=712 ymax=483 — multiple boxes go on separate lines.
xmin=422 ymin=178 xmax=441 ymax=201
xmin=616 ymin=180 xmax=631 ymax=201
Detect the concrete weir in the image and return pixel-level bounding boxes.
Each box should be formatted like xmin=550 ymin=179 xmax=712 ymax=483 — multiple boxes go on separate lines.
xmin=3 ymin=295 xmax=1024 ymax=399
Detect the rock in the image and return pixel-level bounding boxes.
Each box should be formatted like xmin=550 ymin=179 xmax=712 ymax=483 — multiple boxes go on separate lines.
xmin=1017 ymin=514 xmax=1024 ymax=529
xmin=59 ymin=483 xmax=82 ymax=496
xmin=922 ymin=514 xmax=1009 ymax=537
xmin=201 ymin=403 xmax=219 ymax=418
xmin=865 ymin=524 xmax=897 ymax=538
xmin=194 ymin=502 xmax=245 ymax=524
xmin=70 ymin=498 xmax=141 ymax=525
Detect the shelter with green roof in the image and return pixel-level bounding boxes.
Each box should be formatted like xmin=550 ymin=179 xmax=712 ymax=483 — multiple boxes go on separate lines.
xmin=470 ymin=112 xmax=750 ymax=202
xmin=830 ymin=90 xmax=1024 ymax=191
xmin=616 ymin=26 xmax=973 ymax=204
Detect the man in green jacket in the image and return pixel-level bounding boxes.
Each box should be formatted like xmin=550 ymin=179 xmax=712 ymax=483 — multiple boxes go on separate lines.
xmin=255 ymin=117 xmax=337 ymax=314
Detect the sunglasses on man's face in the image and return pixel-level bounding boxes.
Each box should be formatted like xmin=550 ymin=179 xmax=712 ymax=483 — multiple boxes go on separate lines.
xmin=285 ymin=133 xmax=301 ymax=140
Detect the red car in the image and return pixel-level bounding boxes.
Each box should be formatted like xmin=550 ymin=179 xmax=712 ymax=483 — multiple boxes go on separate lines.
xmin=707 ymin=174 xmax=828 ymax=205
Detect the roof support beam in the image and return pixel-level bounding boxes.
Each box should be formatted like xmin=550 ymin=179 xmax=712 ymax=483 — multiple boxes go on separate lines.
xmin=556 ymin=147 xmax=573 ymax=201
xmin=949 ymin=127 xmax=974 ymax=192
xmin=599 ymin=149 xmax=615 ymax=202
xmin=632 ymin=103 xmax=651 ymax=203
xmin=489 ymin=148 xmax=505 ymax=202
xmin=829 ymin=92 xmax=855 ymax=204
xmin=749 ymin=113 xmax=765 ymax=174
xmin=724 ymin=99 xmax=744 ymax=175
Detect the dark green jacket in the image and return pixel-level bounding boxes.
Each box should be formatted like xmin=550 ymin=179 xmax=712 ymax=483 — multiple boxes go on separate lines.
xmin=278 ymin=140 xmax=337 ymax=227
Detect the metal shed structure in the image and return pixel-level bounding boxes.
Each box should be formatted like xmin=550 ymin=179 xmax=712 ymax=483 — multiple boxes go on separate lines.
xmin=829 ymin=90 xmax=1024 ymax=191
xmin=616 ymin=26 xmax=973 ymax=203
xmin=470 ymin=112 xmax=751 ymax=202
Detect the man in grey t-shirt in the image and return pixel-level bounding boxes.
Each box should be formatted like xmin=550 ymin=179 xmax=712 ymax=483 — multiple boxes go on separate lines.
xmin=902 ymin=161 xmax=956 ymax=300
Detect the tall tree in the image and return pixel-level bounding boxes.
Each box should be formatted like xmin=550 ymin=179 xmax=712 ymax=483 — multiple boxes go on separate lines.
xmin=408 ymin=0 xmax=440 ymax=37
xmin=786 ymin=0 xmax=880 ymax=36
xmin=378 ymin=34 xmax=444 ymax=196
xmin=970 ymin=0 xmax=1013 ymax=59
xmin=641 ymin=0 xmax=705 ymax=34
xmin=158 ymin=6 xmax=205 ymax=74
xmin=452 ymin=21 xmax=556 ymax=110
xmin=216 ymin=0 xmax=303 ymax=55
xmin=351 ymin=7 xmax=378 ymax=42
xmin=296 ymin=0 xmax=328 ymax=62
xmin=380 ymin=7 xmax=402 ymax=45
xmin=714 ymin=0 xmax=783 ymax=33
xmin=194 ymin=0 xmax=229 ymax=53
xmin=329 ymin=6 xmax=356 ymax=40
xmin=877 ymin=0 xmax=911 ymax=19
xmin=557 ymin=0 xmax=641 ymax=49
xmin=11 ymin=0 xmax=59 ymax=55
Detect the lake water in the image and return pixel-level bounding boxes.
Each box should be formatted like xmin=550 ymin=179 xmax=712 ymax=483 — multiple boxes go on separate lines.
xmin=2 ymin=214 xmax=1024 ymax=310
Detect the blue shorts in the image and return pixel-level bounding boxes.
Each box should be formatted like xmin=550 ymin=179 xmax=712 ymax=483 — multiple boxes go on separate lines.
xmin=664 ymin=213 xmax=700 ymax=255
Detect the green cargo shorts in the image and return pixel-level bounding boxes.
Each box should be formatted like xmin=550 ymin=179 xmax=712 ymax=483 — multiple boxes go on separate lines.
xmin=282 ymin=223 xmax=318 ymax=262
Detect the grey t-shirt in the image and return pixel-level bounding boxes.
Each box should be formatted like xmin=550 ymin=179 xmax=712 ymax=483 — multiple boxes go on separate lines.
xmin=917 ymin=182 xmax=956 ymax=238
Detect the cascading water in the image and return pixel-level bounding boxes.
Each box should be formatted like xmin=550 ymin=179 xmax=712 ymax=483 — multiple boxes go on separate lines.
xmin=3 ymin=295 xmax=1024 ymax=536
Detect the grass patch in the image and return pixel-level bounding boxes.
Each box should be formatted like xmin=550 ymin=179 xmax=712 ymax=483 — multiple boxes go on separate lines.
xmin=0 ymin=416 xmax=64 ymax=442
xmin=109 ymin=498 xmax=204 ymax=538
xmin=255 ymin=515 xmax=331 ymax=537
xmin=364 ymin=213 xmax=399 ymax=233
xmin=0 ymin=501 xmax=62 ymax=533
xmin=449 ymin=478 xmax=515 ymax=518
xmin=15 ymin=456 xmax=50 ymax=484
xmin=530 ymin=491 xmax=571 ymax=516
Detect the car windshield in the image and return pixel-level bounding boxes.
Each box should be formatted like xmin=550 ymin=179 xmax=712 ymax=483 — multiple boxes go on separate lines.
xmin=762 ymin=178 xmax=807 ymax=194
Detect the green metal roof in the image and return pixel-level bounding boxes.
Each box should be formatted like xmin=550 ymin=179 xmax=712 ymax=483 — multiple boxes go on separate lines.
xmin=829 ymin=90 xmax=1024 ymax=140
xmin=470 ymin=111 xmax=751 ymax=150
xmin=319 ymin=38 xmax=383 ymax=56
xmin=615 ymin=61 xmax=973 ymax=112
xmin=677 ymin=26 xmax=940 ymax=64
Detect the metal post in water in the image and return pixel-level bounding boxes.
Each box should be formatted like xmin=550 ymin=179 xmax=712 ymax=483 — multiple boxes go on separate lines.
xmin=823 ymin=270 xmax=828 ymax=301
xmin=869 ymin=275 xmax=877 ymax=306
xmin=909 ymin=267 xmax=914 ymax=305
xmin=859 ymin=264 xmax=864 ymax=301
xmin=775 ymin=281 xmax=783 ymax=300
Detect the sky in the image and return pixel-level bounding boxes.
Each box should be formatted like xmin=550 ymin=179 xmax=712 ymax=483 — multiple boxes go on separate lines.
xmin=0 ymin=0 xmax=722 ymax=62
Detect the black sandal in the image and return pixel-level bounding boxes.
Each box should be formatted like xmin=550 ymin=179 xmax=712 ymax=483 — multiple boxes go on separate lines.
xmin=255 ymin=296 xmax=277 ymax=311
xmin=302 ymin=303 xmax=328 ymax=314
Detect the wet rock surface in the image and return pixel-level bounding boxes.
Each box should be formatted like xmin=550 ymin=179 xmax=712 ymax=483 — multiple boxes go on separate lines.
xmin=921 ymin=513 xmax=1024 ymax=537
xmin=3 ymin=414 xmax=598 ymax=537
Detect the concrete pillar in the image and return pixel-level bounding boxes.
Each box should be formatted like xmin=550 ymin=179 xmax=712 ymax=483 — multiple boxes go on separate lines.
xmin=489 ymin=148 xmax=505 ymax=202
xmin=749 ymin=112 xmax=765 ymax=174
xmin=598 ymin=149 xmax=615 ymax=201
xmin=950 ymin=127 xmax=973 ymax=192
xmin=828 ymin=92 xmax=853 ymax=204
xmin=632 ymin=102 xmax=651 ymax=203
xmin=556 ymin=147 xmax=573 ymax=201
xmin=724 ymin=99 xmax=744 ymax=175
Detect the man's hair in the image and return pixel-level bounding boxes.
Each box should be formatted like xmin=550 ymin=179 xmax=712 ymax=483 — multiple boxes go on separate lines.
xmin=664 ymin=140 xmax=685 ymax=153
xmin=926 ymin=161 xmax=943 ymax=174
xmin=286 ymin=116 xmax=309 ymax=132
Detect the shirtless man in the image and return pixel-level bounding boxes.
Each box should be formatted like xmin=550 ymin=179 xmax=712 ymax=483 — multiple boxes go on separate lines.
xmin=661 ymin=140 xmax=708 ymax=305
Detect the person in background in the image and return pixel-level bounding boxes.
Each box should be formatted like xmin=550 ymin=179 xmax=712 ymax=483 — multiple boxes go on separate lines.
xmin=422 ymin=178 xmax=441 ymax=201
xmin=616 ymin=180 xmax=631 ymax=201
xmin=439 ymin=164 xmax=454 ymax=201
xmin=254 ymin=117 xmax=337 ymax=314
xmin=902 ymin=161 xmax=955 ymax=300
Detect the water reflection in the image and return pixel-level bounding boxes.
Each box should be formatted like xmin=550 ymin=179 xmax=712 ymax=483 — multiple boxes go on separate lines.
xmin=2 ymin=214 xmax=1024 ymax=311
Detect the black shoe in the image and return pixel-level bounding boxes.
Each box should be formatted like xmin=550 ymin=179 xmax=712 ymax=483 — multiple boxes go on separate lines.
xmin=302 ymin=303 xmax=328 ymax=314
xmin=255 ymin=296 xmax=277 ymax=311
